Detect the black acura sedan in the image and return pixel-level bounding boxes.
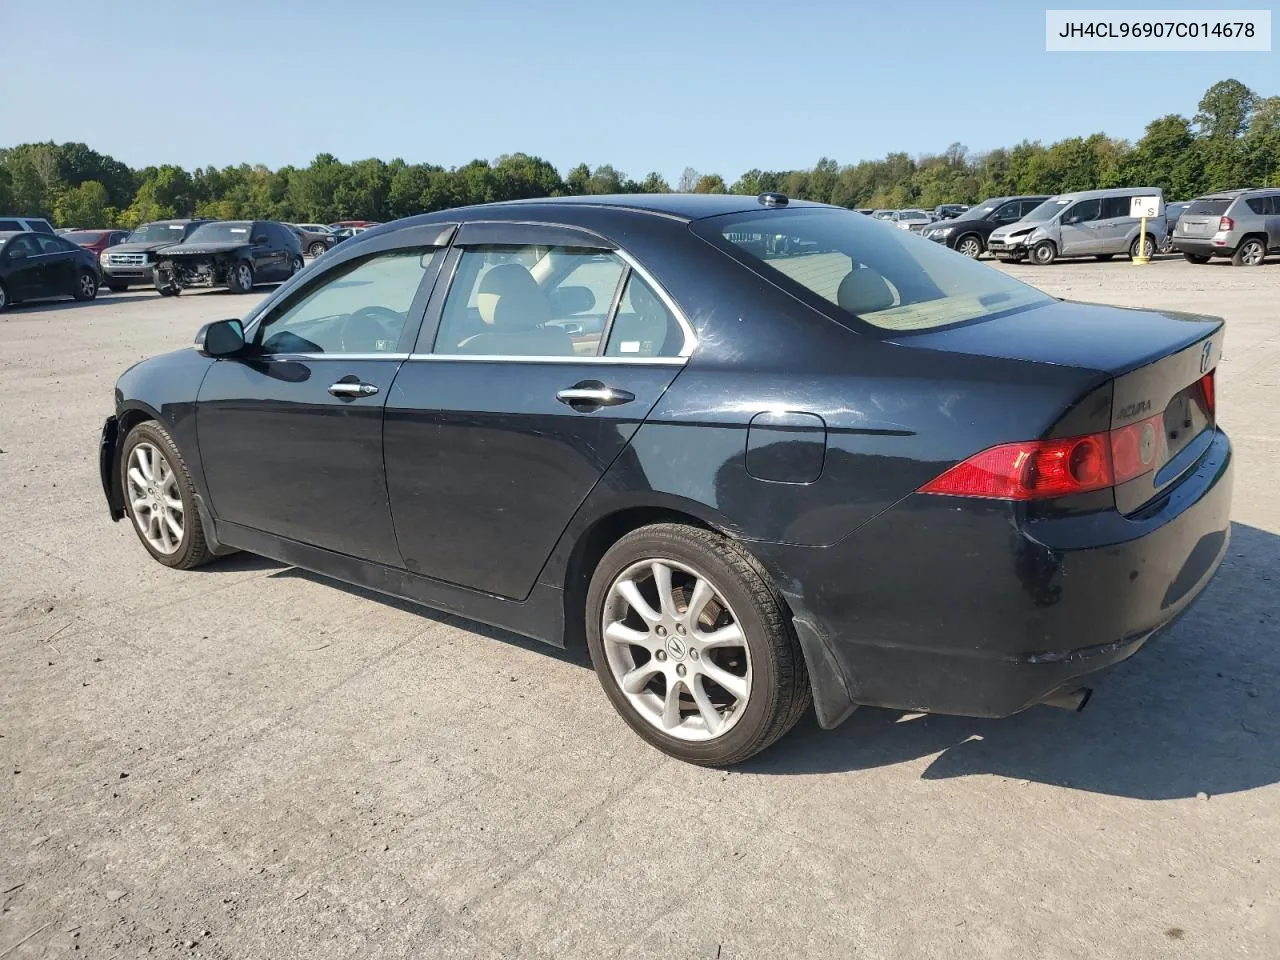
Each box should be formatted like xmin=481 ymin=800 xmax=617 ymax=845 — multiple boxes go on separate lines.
xmin=0 ymin=230 xmax=101 ymax=310
xmin=99 ymin=194 xmax=1232 ymax=765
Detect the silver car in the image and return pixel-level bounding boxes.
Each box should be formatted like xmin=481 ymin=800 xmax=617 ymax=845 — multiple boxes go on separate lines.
xmin=890 ymin=209 xmax=933 ymax=232
xmin=1172 ymin=188 xmax=1280 ymax=267
xmin=987 ymin=187 xmax=1166 ymax=265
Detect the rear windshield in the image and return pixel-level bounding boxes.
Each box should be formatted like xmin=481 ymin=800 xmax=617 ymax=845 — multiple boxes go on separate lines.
xmin=1184 ymin=198 xmax=1232 ymax=216
xmin=699 ymin=207 xmax=1052 ymax=333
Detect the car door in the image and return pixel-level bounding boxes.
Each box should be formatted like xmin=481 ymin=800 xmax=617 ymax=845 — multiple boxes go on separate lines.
xmin=34 ymin=234 xmax=79 ymax=296
xmin=383 ymin=221 xmax=694 ymax=600
xmin=1058 ymin=198 xmax=1102 ymax=255
xmin=247 ymin=222 xmax=280 ymax=281
xmin=1 ymin=234 xmax=43 ymax=298
xmin=196 ymin=229 xmax=451 ymax=564
xmin=1091 ymin=196 xmax=1134 ymax=253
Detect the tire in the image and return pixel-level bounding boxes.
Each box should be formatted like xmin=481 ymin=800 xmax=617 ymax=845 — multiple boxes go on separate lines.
xmin=1183 ymin=252 xmax=1211 ymax=264
xmin=1094 ymin=254 xmax=1115 ymax=262
xmin=157 ymin=283 xmax=180 ymax=297
xmin=585 ymin=523 xmax=811 ymax=766
xmin=226 ymin=260 xmax=254 ymax=293
xmin=106 ymin=282 xmax=130 ymax=293
xmin=1129 ymin=234 xmax=1156 ymax=260
xmin=0 ymin=280 xmax=8 ymax=312
xmin=1232 ymin=238 xmax=1266 ymax=267
xmin=956 ymin=234 xmax=983 ymax=258
xmin=73 ymin=270 xmax=98 ymax=301
xmin=119 ymin=420 xmax=214 ymax=570
xmin=290 ymin=256 xmax=305 ymax=276
xmin=1031 ymin=241 xmax=1057 ymax=265
xmin=308 ymin=241 xmax=327 ymax=258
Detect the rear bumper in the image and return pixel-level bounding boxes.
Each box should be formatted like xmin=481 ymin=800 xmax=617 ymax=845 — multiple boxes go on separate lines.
xmin=1172 ymin=237 xmax=1232 ymax=257
xmin=756 ymin=429 xmax=1234 ymax=726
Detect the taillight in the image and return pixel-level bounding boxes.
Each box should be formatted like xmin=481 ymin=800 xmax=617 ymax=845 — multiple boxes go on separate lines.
xmin=921 ymin=416 xmax=1166 ymax=501
xmin=1219 ymin=216 xmax=1234 ymax=232
xmin=1199 ymin=370 xmax=1215 ymax=417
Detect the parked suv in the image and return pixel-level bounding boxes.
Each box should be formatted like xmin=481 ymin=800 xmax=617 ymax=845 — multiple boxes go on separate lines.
xmin=988 ymin=188 xmax=1165 ymax=265
xmin=1172 ymin=189 xmax=1280 ymax=267
xmin=922 ymin=195 xmax=1050 ymax=258
xmin=100 ymin=220 xmax=211 ymax=291
xmin=153 ymin=220 xmax=304 ymax=295
xmin=0 ymin=216 xmax=55 ymax=235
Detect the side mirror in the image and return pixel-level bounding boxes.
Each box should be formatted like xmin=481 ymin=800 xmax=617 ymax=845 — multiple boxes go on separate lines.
xmin=550 ymin=285 xmax=596 ymax=316
xmin=7 ymin=250 xmax=27 ymax=261
xmin=197 ymin=318 xmax=246 ymax=357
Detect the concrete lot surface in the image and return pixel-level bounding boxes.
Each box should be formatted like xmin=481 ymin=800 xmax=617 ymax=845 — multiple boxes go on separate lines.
xmin=1 ymin=258 xmax=1277 ymax=959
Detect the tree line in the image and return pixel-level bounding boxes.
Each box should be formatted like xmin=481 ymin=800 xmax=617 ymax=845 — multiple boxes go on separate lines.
xmin=1 ymin=79 xmax=1276 ymax=230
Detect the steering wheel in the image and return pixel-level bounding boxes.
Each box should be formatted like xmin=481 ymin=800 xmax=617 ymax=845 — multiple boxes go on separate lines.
xmin=338 ymin=305 xmax=404 ymax=353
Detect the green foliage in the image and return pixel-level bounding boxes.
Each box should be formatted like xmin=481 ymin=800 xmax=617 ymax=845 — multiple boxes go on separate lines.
xmin=2 ymin=80 xmax=1277 ymax=228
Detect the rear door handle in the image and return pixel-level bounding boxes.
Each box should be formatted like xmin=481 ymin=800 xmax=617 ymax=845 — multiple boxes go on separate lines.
xmin=328 ymin=381 xmax=379 ymax=398
xmin=556 ymin=384 xmax=635 ymax=407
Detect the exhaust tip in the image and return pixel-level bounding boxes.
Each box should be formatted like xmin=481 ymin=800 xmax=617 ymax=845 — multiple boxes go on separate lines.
xmin=1042 ymin=687 xmax=1093 ymax=713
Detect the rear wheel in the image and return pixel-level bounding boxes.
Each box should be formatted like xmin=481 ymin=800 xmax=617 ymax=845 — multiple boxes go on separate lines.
xmin=1232 ymin=238 xmax=1266 ymax=267
xmin=73 ymin=270 xmax=98 ymax=301
xmin=119 ymin=420 xmax=214 ymax=570
xmin=586 ymin=524 xmax=810 ymax=766
xmin=308 ymin=241 xmax=327 ymax=258
xmin=1129 ymin=234 xmax=1156 ymax=260
xmin=290 ymin=256 xmax=305 ymax=276
xmin=227 ymin=261 xmax=255 ymax=293
xmin=956 ymin=234 xmax=983 ymax=258
xmin=1031 ymin=241 xmax=1057 ymax=265
xmin=1183 ymin=252 xmax=1211 ymax=264
xmin=0 ymin=280 xmax=8 ymax=312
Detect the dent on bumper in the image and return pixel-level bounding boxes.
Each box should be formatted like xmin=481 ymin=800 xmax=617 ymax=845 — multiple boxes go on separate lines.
xmin=757 ymin=429 xmax=1234 ymax=725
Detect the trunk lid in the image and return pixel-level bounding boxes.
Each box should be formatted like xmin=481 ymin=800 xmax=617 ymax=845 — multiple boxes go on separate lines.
xmin=897 ymin=300 xmax=1223 ymax=512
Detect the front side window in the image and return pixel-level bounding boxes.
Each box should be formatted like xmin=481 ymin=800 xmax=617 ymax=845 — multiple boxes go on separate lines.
xmin=992 ymin=201 xmax=1023 ymax=223
xmin=34 ymin=234 xmax=70 ymax=254
xmin=1063 ymin=199 xmax=1102 ymax=224
xmin=699 ymin=207 xmax=1052 ymax=333
xmin=255 ymin=248 xmax=437 ymax=355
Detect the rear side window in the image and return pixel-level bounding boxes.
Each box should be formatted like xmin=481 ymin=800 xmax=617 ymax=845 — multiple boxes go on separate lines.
xmin=255 ymin=248 xmax=438 ymax=355
xmin=0 ymin=220 xmax=22 ymax=231
xmin=1100 ymin=197 xmax=1131 ymax=219
xmin=699 ymin=208 xmax=1051 ymax=333
xmin=1185 ymin=199 xmax=1232 ymax=216
xmin=604 ymin=274 xmax=683 ymax=358
xmin=1245 ymin=195 xmax=1279 ymax=215
xmin=30 ymin=220 xmax=54 ymax=235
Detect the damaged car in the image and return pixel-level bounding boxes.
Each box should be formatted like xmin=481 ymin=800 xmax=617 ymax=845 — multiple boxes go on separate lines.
xmin=153 ymin=220 xmax=304 ymax=296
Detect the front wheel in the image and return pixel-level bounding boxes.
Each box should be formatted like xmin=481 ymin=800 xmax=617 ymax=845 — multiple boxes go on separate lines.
xmin=956 ymin=234 xmax=983 ymax=258
xmin=227 ymin=261 xmax=255 ymax=293
xmin=586 ymin=524 xmax=811 ymax=766
xmin=119 ymin=420 xmax=214 ymax=569
xmin=1031 ymin=241 xmax=1057 ymax=265
xmin=0 ymin=280 xmax=8 ymax=312
xmin=308 ymin=241 xmax=327 ymax=258
xmin=73 ymin=270 xmax=98 ymax=301
xmin=290 ymin=256 xmax=305 ymax=276
xmin=1232 ymin=238 xmax=1266 ymax=267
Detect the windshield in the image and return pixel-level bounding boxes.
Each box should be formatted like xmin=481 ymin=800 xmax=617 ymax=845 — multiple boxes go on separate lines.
xmin=1022 ymin=198 xmax=1070 ymax=222
xmin=185 ymin=222 xmax=253 ymax=244
xmin=900 ymin=210 xmax=928 ymax=219
xmin=700 ymin=207 xmax=1052 ymax=333
xmin=129 ymin=223 xmax=189 ymax=244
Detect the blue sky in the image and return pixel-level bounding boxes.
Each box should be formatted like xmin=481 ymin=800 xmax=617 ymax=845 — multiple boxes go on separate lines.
xmin=1 ymin=0 xmax=1274 ymax=180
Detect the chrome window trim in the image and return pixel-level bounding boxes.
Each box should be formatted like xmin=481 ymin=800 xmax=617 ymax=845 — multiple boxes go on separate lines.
xmin=238 ymin=352 xmax=412 ymax=361
xmin=406 ymin=353 xmax=686 ymax=366
xmin=611 ymin=248 xmax=697 ymax=358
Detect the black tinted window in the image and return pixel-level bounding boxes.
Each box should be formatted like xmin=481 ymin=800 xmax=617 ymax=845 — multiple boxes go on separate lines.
xmin=5 ymin=235 xmax=39 ymax=257
xmin=1245 ymin=195 xmax=1278 ymax=215
xmin=992 ymin=202 xmax=1022 ymax=222
xmin=1185 ymin=199 xmax=1232 ymax=216
xmin=0 ymin=220 xmax=22 ymax=231
xmin=30 ymin=220 xmax=54 ymax=235
xmin=1100 ymin=197 xmax=1130 ymax=219
xmin=1064 ymin=199 xmax=1102 ymax=223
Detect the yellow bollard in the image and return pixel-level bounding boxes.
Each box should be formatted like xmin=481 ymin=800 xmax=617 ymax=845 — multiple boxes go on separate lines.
xmin=1133 ymin=214 xmax=1151 ymax=265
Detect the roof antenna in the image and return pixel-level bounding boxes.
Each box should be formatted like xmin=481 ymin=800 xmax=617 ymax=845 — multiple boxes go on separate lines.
xmin=758 ymin=193 xmax=789 ymax=207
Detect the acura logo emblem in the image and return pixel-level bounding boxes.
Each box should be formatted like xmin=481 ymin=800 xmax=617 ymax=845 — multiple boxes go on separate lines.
xmin=1200 ymin=341 xmax=1213 ymax=374
xmin=665 ymin=636 xmax=688 ymax=660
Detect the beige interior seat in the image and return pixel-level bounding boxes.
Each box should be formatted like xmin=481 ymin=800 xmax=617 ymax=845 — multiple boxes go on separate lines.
xmin=456 ymin=263 xmax=573 ymax=356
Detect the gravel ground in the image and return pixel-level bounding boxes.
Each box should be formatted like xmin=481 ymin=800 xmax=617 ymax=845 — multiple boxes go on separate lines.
xmin=1 ymin=256 xmax=1277 ymax=959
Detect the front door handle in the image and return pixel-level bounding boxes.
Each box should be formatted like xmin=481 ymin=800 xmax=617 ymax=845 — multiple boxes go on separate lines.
xmin=556 ymin=383 xmax=635 ymax=407
xmin=328 ymin=381 xmax=379 ymax=398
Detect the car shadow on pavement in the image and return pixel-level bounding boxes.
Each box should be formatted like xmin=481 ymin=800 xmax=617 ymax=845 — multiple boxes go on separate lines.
xmin=740 ymin=521 xmax=1279 ymax=800
xmin=11 ymin=294 xmax=159 ymax=313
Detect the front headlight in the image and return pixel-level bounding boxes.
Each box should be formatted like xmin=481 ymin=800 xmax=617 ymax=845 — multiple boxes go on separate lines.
xmin=934 ymin=226 xmax=953 ymax=238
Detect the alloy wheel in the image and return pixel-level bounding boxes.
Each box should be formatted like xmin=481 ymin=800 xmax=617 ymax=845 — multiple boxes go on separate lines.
xmin=1241 ymin=241 xmax=1264 ymax=265
xmin=601 ymin=558 xmax=752 ymax=741
xmin=958 ymin=237 xmax=981 ymax=258
xmin=126 ymin=442 xmax=184 ymax=555
xmin=237 ymin=264 xmax=253 ymax=288
xmin=79 ymin=273 xmax=96 ymax=297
